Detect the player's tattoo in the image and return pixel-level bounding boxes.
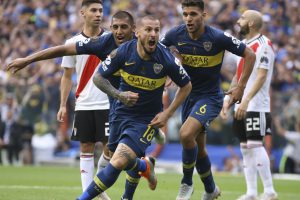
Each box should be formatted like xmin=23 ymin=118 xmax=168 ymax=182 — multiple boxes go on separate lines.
xmin=118 ymin=145 xmax=133 ymax=161
xmin=93 ymin=73 xmax=120 ymax=99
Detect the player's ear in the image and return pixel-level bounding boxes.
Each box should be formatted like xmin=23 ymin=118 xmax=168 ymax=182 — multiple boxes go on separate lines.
xmin=80 ymin=8 xmax=85 ymax=17
xmin=202 ymin=11 xmax=207 ymax=18
xmin=132 ymin=24 xmax=136 ymax=33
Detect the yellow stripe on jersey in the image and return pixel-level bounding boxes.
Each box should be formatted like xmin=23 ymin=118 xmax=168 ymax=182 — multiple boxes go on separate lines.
xmin=120 ymin=70 xmax=166 ymax=90
xmin=113 ymin=70 xmax=121 ymax=76
xmin=181 ymin=51 xmax=224 ymax=68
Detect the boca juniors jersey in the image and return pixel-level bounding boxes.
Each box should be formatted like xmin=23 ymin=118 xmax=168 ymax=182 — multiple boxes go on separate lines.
xmin=161 ymin=24 xmax=246 ymax=98
xmin=98 ymin=40 xmax=190 ymax=117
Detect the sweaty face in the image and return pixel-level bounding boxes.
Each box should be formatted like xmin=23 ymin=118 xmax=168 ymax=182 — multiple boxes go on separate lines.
xmin=82 ymin=3 xmax=103 ymax=27
xmin=237 ymin=14 xmax=250 ymax=35
xmin=136 ymin=18 xmax=160 ymax=54
xmin=182 ymin=6 xmax=205 ymax=34
xmin=111 ymin=18 xmax=134 ymax=46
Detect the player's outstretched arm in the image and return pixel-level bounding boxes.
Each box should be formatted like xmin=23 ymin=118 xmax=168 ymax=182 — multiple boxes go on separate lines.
xmin=149 ymin=81 xmax=191 ymax=128
xmin=93 ymin=73 xmax=139 ymax=107
xmin=6 ymin=43 xmax=77 ymax=74
xmin=226 ymin=46 xmax=256 ymax=104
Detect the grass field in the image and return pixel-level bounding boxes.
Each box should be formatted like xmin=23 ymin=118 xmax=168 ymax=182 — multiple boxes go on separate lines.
xmin=0 ymin=166 xmax=299 ymax=200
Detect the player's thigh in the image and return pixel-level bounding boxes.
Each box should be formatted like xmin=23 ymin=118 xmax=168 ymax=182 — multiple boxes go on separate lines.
xmin=245 ymin=112 xmax=270 ymax=141
xmin=71 ymin=110 xmax=98 ymax=143
xmin=232 ymin=117 xmax=247 ymax=143
xmin=94 ymin=109 xmax=110 ymax=144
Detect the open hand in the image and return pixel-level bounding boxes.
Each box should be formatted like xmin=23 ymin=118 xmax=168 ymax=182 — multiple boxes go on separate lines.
xmin=6 ymin=58 xmax=30 ymax=74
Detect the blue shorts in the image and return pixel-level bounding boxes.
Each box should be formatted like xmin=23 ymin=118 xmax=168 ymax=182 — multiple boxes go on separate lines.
xmin=107 ymin=115 xmax=158 ymax=157
xmin=181 ymin=94 xmax=223 ymax=131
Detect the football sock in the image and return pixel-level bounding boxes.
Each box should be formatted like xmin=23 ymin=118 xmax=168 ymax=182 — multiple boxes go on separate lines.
xmin=122 ymin=170 xmax=140 ymax=200
xmin=195 ymin=155 xmax=215 ymax=193
xmin=181 ymin=145 xmax=198 ymax=186
xmin=252 ymin=145 xmax=276 ymax=194
xmin=241 ymin=143 xmax=257 ymax=196
xmin=96 ymin=153 xmax=110 ymax=174
xmin=80 ymin=153 xmax=94 ymax=191
xmin=78 ymin=163 xmax=122 ymax=200
xmin=125 ymin=157 xmax=147 ymax=173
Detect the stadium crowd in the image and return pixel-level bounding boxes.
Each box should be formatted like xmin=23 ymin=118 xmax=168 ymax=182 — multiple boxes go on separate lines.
xmin=0 ymin=0 xmax=299 ymax=170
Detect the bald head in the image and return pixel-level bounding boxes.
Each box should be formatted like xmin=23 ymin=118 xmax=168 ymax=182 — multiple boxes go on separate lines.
xmin=243 ymin=10 xmax=263 ymax=30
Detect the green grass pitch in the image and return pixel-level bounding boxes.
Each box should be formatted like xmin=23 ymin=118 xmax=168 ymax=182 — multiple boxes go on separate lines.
xmin=0 ymin=166 xmax=299 ymax=199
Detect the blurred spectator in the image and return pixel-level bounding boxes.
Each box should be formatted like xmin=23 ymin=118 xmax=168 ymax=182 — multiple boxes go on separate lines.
xmin=274 ymin=117 xmax=300 ymax=174
xmin=0 ymin=0 xmax=299 ymax=165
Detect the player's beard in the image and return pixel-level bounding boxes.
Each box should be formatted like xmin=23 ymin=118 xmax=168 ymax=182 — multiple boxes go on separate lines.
xmin=239 ymin=24 xmax=250 ymax=36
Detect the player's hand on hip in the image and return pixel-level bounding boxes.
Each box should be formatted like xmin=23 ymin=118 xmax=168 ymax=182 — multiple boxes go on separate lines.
xmin=57 ymin=106 xmax=67 ymax=122
xmin=225 ymin=85 xmax=244 ymax=105
xmin=119 ymin=91 xmax=139 ymax=107
xmin=149 ymin=111 xmax=169 ymax=128
xmin=6 ymin=58 xmax=30 ymax=74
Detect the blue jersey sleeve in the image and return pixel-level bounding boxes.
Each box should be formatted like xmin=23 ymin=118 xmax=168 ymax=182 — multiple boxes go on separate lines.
xmin=219 ymin=32 xmax=246 ymax=57
xmin=76 ymin=36 xmax=106 ymax=59
xmin=160 ymin=29 xmax=175 ymax=47
xmin=97 ymin=48 xmax=124 ymax=78
xmin=164 ymin=52 xmax=190 ymax=87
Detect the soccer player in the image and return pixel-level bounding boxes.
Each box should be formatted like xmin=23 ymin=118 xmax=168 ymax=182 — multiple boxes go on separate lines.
xmin=221 ymin=10 xmax=278 ymax=200
xmin=6 ymin=10 xmax=165 ymax=200
xmin=160 ymin=0 xmax=256 ymax=199
xmin=76 ymin=15 xmax=192 ymax=200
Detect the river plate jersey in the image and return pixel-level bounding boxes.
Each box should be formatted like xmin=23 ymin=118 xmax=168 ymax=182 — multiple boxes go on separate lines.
xmin=98 ymin=40 xmax=190 ymax=118
xmin=76 ymin=32 xmax=123 ymax=104
xmin=161 ymin=24 xmax=246 ymax=98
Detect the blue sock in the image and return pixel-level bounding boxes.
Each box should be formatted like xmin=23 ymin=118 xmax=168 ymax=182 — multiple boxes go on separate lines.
xmin=122 ymin=170 xmax=140 ymax=200
xmin=195 ymin=156 xmax=215 ymax=193
xmin=181 ymin=145 xmax=198 ymax=186
xmin=125 ymin=158 xmax=147 ymax=173
xmin=77 ymin=163 xmax=122 ymax=200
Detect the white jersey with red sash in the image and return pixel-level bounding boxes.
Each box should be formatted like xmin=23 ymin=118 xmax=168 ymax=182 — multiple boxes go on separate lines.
xmin=61 ymin=32 xmax=109 ymax=111
xmin=235 ymin=34 xmax=275 ymax=112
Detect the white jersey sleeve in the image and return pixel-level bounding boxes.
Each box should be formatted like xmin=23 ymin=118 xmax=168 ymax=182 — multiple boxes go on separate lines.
xmin=61 ymin=38 xmax=76 ymax=68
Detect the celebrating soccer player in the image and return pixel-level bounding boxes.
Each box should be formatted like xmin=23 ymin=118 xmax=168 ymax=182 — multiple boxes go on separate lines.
xmin=161 ymin=0 xmax=256 ymax=199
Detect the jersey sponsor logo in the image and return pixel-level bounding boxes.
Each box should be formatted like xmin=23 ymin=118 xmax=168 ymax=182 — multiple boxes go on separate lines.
xmin=260 ymin=56 xmax=269 ymax=64
xmin=181 ymin=51 xmax=224 ymax=68
xmin=177 ymin=42 xmax=187 ymax=46
xmin=125 ymin=61 xmax=136 ymax=66
xmin=195 ymin=104 xmax=207 ymax=115
xmin=120 ymin=70 xmax=166 ymax=90
xmin=153 ymin=63 xmax=163 ymax=74
xmin=203 ymin=41 xmax=212 ymax=51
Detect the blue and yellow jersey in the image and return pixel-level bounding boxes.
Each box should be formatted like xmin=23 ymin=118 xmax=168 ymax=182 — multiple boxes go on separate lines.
xmin=161 ymin=24 xmax=246 ymax=98
xmin=76 ymin=32 xmax=123 ymax=103
xmin=98 ymin=40 xmax=190 ymax=118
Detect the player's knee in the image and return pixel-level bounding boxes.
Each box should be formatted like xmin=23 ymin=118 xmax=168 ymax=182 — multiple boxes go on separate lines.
xmin=80 ymin=142 xmax=95 ymax=153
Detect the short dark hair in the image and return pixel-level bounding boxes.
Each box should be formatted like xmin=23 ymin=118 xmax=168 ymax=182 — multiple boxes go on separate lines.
xmin=81 ymin=0 xmax=103 ymax=7
xmin=112 ymin=11 xmax=134 ymax=26
xmin=181 ymin=0 xmax=204 ymax=10
xmin=136 ymin=14 xmax=159 ymax=27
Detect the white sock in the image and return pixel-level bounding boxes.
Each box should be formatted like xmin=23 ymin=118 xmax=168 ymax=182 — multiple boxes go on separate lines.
xmin=240 ymin=143 xmax=257 ymax=196
xmin=252 ymin=145 xmax=276 ymax=194
xmin=96 ymin=153 xmax=110 ymax=174
xmin=80 ymin=153 xmax=94 ymax=191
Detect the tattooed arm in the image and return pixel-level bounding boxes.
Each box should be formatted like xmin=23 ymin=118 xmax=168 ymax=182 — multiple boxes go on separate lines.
xmin=93 ymin=73 xmax=139 ymax=107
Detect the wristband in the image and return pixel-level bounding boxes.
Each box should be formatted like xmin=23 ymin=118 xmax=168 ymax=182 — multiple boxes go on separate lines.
xmin=224 ymin=95 xmax=230 ymax=102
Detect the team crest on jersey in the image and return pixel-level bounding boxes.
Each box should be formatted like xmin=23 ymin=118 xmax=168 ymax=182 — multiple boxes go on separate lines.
xmin=203 ymin=41 xmax=212 ymax=51
xmin=153 ymin=63 xmax=163 ymax=74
